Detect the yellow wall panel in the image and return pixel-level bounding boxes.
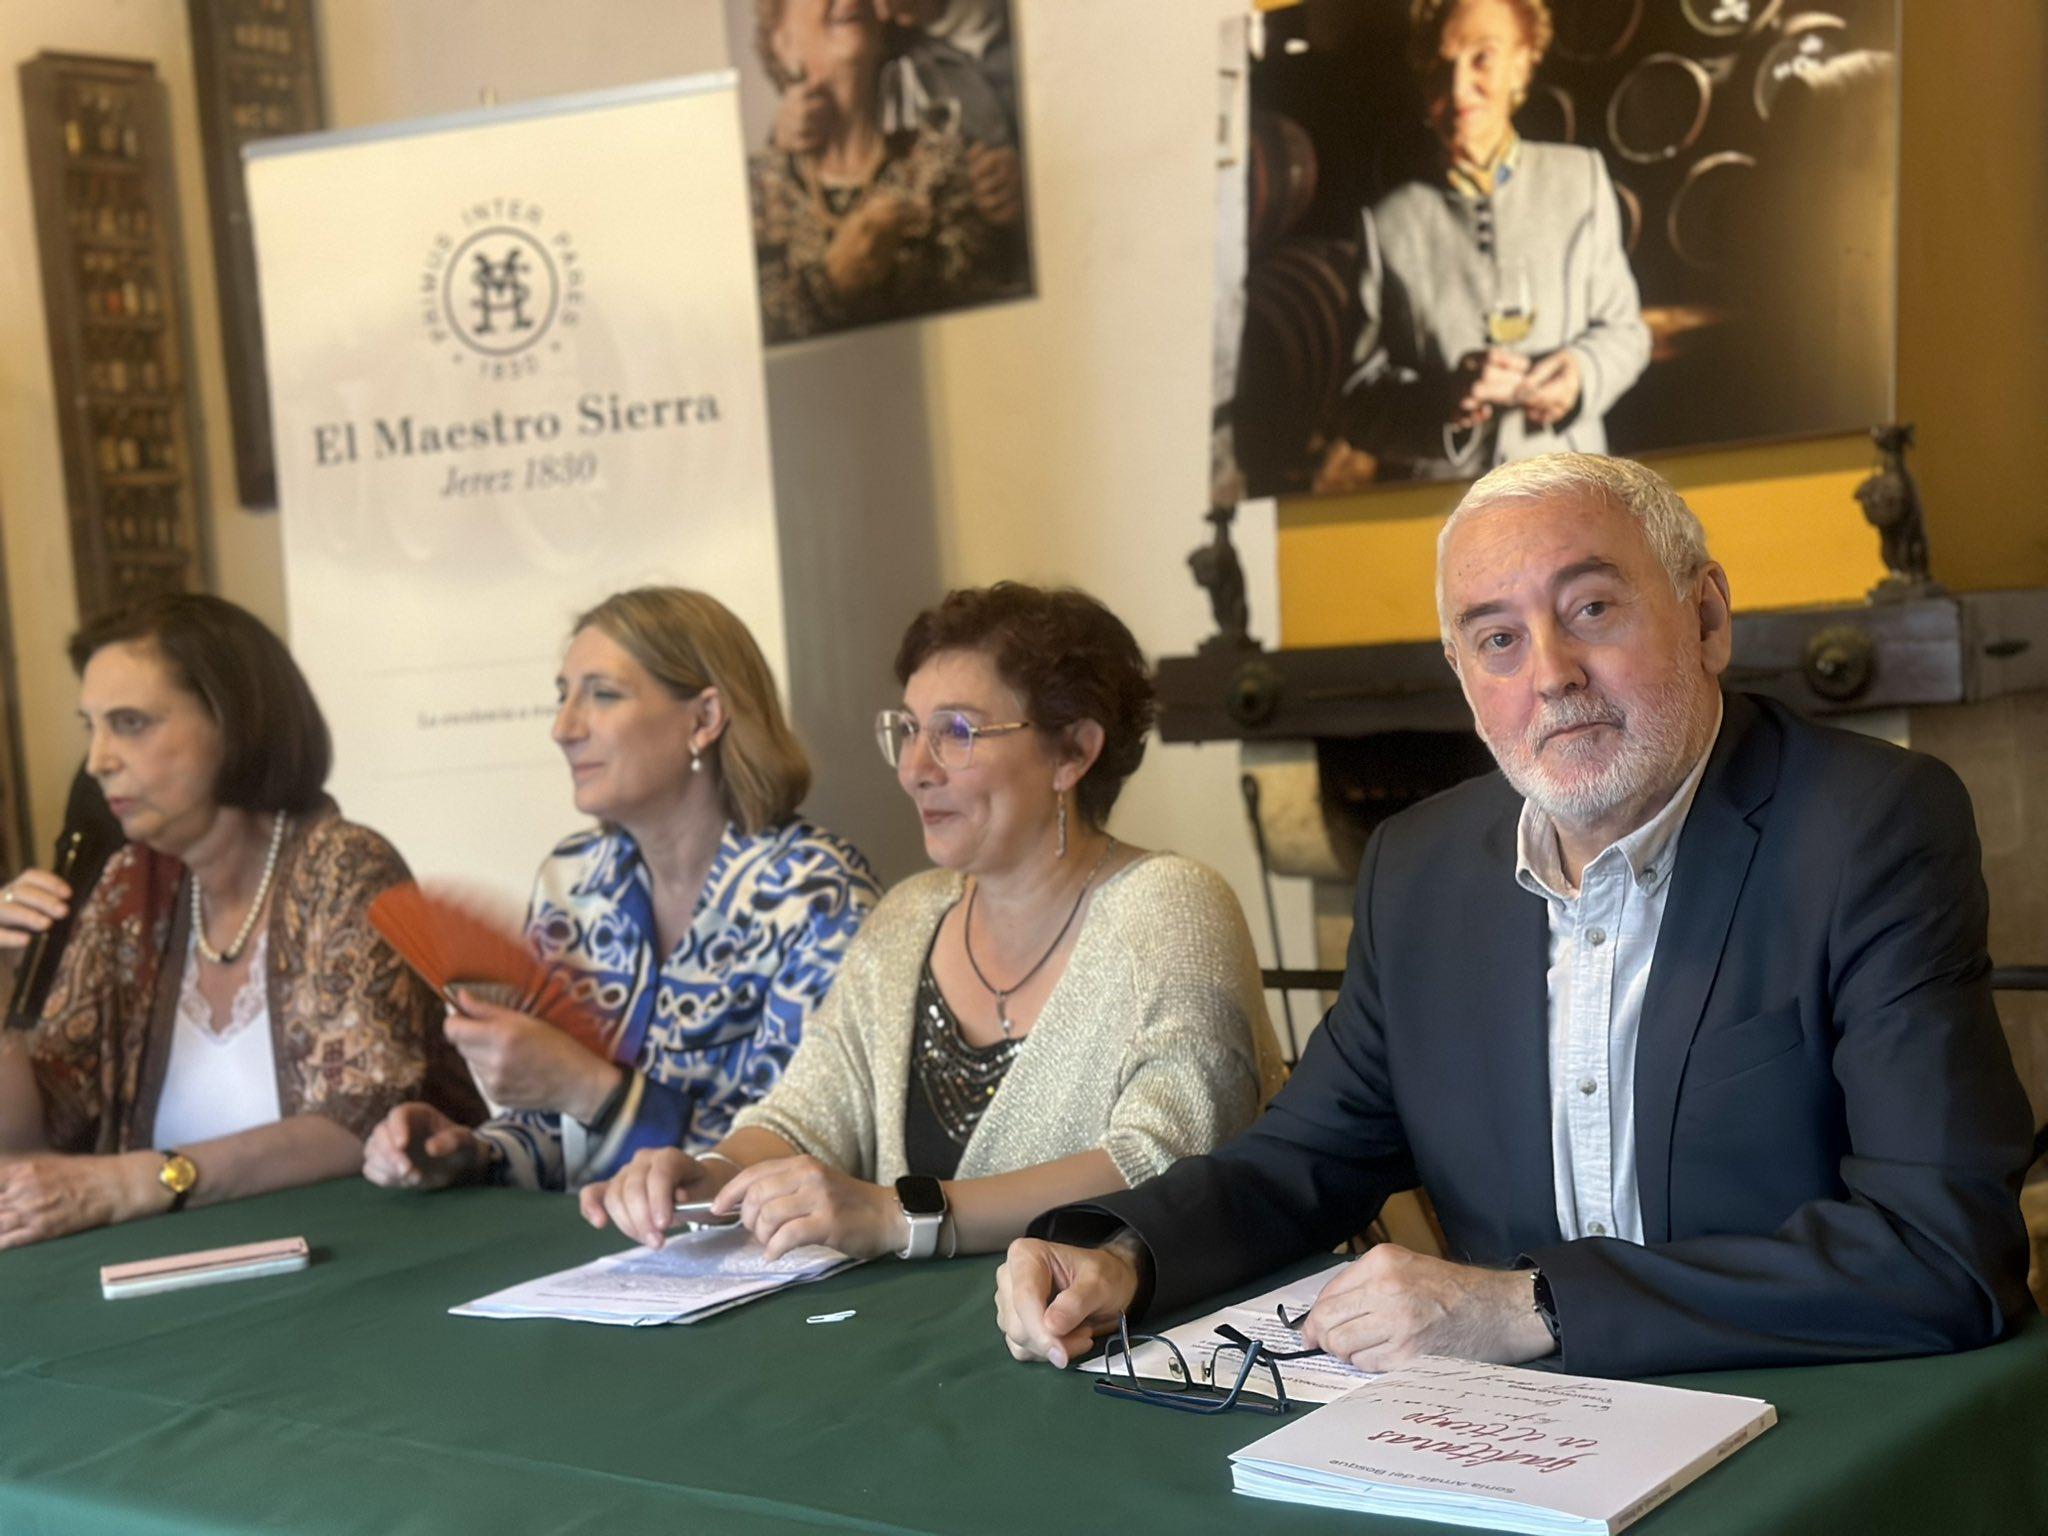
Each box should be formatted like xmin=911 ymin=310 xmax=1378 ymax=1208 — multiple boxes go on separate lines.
xmin=1278 ymin=436 xmax=1888 ymax=647
xmin=1895 ymin=0 xmax=2048 ymax=595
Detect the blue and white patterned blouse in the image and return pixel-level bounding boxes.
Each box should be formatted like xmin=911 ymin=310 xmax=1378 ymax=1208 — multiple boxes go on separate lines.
xmin=476 ymin=817 xmax=879 ymax=1190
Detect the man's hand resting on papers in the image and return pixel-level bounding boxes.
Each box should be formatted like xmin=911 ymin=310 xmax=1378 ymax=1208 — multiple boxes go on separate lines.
xmin=1301 ymin=1244 xmax=1555 ymax=1370
xmin=995 ymin=1236 xmax=1148 ymax=1367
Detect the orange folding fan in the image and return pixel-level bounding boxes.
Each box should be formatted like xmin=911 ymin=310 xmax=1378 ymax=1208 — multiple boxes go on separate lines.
xmin=368 ymin=882 xmax=609 ymax=1057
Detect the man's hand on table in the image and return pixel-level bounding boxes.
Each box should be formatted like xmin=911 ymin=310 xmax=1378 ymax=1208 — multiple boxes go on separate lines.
xmin=1301 ymin=1244 xmax=1555 ymax=1370
xmin=995 ymin=1233 xmax=1148 ymax=1368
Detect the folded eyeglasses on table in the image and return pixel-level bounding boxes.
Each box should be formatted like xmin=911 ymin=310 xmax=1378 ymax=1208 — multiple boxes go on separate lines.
xmin=1092 ymin=1304 xmax=1326 ymax=1415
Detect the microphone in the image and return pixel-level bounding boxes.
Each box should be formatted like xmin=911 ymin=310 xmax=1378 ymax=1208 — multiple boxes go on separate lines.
xmin=5 ymin=830 xmax=85 ymax=1031
xmin=4 ymin=765 xmax=125 ymax=1031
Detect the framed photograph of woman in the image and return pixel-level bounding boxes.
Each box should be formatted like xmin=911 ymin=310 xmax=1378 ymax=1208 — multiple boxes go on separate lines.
xmin=726 ymin=0 xmax=1035 ymax=346
xmin=1220 ymin=0 xmax=1901 ymax=498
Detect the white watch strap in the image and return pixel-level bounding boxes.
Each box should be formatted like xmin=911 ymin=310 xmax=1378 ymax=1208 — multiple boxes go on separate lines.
xmin=898 ymin=1207 xmax=943 ymax=1261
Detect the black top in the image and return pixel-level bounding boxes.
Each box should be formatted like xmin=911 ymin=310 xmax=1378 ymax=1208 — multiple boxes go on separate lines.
xmin=903 ymin=931 xmax=1020 ymax=1181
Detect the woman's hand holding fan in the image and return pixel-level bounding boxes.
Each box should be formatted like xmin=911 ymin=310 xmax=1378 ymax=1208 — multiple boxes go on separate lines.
xmin=442 ymin=994 xmax=624 ymax=1118
xmin=370 ymin=884 xmax=623 ymax=1119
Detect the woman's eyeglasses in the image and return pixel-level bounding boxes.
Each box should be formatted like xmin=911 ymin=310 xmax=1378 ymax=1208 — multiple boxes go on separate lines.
xmin=1091 ymin=1305 xmax=1324 ymax=1416
xmin=875 ymin=709 xmax=1031 ymax=771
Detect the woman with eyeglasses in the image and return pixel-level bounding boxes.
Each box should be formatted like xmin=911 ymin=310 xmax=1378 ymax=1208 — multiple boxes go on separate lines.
xmin=584 ymin=582 xmax=1285 ymax=1262
xmin=362 ymin=588 xmax=879 ymax=1195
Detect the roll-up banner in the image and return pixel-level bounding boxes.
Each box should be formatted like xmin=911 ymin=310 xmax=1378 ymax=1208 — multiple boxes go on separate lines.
xmin=247 ymin=76 xmax=782 ymax=899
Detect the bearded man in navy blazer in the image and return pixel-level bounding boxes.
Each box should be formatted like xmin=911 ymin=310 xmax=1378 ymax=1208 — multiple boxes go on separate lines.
xmin=997 ymin=453 xmax=2034 ymax=1379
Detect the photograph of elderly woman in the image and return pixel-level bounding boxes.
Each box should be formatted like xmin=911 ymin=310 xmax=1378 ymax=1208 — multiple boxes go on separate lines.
xmin=728 ymin=0 xmax=1033 ymax=346
xmin=1222 ymin=0 xmax=1898 ymax=497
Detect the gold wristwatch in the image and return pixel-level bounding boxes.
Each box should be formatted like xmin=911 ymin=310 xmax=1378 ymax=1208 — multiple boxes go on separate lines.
xmin=157 ymin=1150 xmax=198 ymax=1213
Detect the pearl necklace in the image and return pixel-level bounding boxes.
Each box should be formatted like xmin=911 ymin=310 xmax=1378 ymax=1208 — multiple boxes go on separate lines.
xmin=192 ymin=813 xmax=288 ymax=965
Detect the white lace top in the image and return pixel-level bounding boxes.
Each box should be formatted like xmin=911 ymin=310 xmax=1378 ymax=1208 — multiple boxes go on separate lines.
xmin=152 ymin=927 xmax=283 ymax=1149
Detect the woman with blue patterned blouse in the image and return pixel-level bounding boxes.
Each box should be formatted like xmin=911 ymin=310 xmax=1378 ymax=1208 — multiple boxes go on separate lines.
xmin=361 ymin=589 xmax=878 ymax=1193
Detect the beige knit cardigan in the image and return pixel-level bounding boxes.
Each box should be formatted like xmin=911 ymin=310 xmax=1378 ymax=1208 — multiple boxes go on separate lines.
xmin=731 ymin=853 xmax=1286 ymax=1188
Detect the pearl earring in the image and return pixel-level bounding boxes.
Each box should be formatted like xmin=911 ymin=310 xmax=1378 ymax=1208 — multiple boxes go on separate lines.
xmin=690 ymin=749 xmax=703 ymax=775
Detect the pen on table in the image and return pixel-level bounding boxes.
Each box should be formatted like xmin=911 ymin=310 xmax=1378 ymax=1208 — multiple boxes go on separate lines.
xmin=673 ymin=1199 xmax=740 ymax=1226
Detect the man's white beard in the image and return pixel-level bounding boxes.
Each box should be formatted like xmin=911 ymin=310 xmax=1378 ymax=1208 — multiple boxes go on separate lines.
xmin=1482 ymin=658 xmax=1712 ymax=832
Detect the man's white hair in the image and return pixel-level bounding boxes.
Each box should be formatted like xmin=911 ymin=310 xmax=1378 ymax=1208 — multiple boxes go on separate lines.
xmin=1435 ymin=453 xmax=1711 ymax=640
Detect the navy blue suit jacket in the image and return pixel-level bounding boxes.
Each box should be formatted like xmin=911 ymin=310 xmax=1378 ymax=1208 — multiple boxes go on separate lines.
xmin=1041 ymin=693 xmax=2035 ymax=1376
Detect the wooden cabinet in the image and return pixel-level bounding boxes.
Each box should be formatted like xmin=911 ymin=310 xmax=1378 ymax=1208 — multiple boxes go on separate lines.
xmin=189 ymin=0 xmax=326 ymax=509
xmin=19 ymin=52 xmax=212 ymax=624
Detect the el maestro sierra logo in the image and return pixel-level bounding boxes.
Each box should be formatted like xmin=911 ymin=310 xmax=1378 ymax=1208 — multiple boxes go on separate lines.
xmin=309 ymin=192 xmax=716 ymax=477
xmin=420 ymin=198 xmax=583 ymax=378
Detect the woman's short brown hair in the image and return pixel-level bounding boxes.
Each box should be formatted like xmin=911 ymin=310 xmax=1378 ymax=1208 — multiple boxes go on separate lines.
xmin=68 ymin=593 xmax=332 ymax=814
xmin=574 ymin=588 xmax=810 ymax=835
xmin=1408 ymin=0 xmax=1554 ymax=72
xmin=893 ymin=583 xmax=1156 ymax=828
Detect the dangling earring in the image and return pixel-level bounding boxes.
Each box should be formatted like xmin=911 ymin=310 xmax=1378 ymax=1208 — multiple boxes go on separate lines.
xmin=690 ymin=749 xmax=703 ymax=775
xmin=1055 ymin=787 xmax=1068 ymax=860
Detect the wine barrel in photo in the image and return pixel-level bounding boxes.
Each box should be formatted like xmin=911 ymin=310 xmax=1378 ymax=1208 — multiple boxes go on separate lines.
xmin=1235 ymin=239 xmax=1361 ymax=486
xmin=1667 ymin=150 xmax=1758 ymax=269
xmin=1753 ymin=13 xmax=1850 ymax=119
xmin=1613 ymin=177 xmax=1644 ymax=257
xmin=1248 ymin=110 xmax=1318 ymax=255
xmin=1682 ymin=0 xmax=1783 ymax=40
xmin=1549 ymin=0 xmax=1644 ymax=63
xmin=1607 ymin=52 xmax=1714 ymax=164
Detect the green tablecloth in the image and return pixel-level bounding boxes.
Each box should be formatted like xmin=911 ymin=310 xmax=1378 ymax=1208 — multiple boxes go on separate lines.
xmin=1 ymin=1180 xmax=2043 ymax=1535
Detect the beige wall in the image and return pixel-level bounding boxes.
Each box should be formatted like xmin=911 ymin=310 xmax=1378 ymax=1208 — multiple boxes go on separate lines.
xmin=915 ymin=1 xmax=1316 ymax=955
xmin=317 ymin=0 xmax=729 ymax=124
xmin=0 ymin=0 xmax=1319 ymax=966
xmin=0 ymin=0 xmax=285 ymax=854
xmin=0 ymin=0 xmax=732 ymax=851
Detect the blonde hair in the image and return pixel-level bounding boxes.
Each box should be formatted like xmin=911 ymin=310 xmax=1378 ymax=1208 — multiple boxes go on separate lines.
xmin=574 ymin=588 xmax=810 ymax=834
xmin=1409 ymin=0 xmax=1555 ymax=71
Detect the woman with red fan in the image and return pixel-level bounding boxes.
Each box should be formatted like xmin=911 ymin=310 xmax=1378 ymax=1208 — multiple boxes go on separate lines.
xmin=582 ymin=585 xmax=1285 ymax=1264
xmin=362 ymin=588 xmax=879 ymax=1195
xmin=0 ymin=595 xmax=477 ymax=1248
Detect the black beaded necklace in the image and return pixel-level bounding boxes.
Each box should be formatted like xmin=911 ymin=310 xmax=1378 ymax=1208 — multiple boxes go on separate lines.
xmin=962 ymin=837 xmax=1118 ymax=1036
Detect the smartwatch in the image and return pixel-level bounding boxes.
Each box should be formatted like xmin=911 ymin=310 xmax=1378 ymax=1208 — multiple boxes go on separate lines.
xmin=157 ymin=1150 xmax=198 ymax=1213
xmin=894 ymin=1175 xmax=948 ymax=1260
